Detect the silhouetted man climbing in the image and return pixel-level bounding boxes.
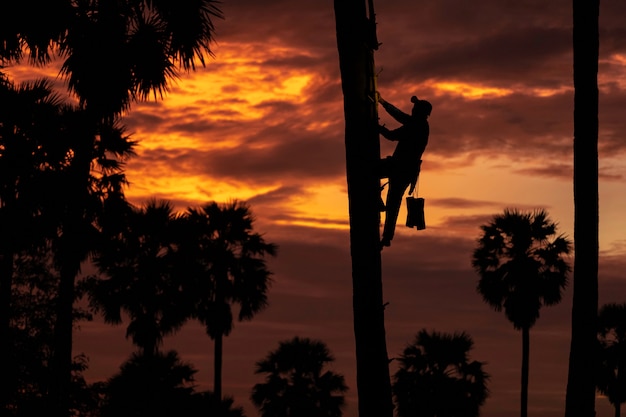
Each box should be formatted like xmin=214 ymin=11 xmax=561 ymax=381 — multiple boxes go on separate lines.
xmin=378 ymin=93 xmax=431 ymax=249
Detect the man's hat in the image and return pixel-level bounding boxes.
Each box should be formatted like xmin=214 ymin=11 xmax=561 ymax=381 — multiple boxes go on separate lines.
xmin=411 ymin=96 xmax=432 ymax=116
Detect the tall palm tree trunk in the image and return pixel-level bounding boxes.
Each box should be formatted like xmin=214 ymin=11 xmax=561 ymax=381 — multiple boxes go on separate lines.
xmin=0 ymin=251 xmax=12 ymax=411
xmin=521 ymin=326 xmax=530 ymax=417
xmin=334 ymin=1 xmax=393 ymax=417
xmin=615 ymin=403 xmax=620 ymax=417
xmin=50 ymin=130 xmax=96 ymax=417
xmin=214 ymin=332 xmax=223 ymax=401
xmin=50 ymin=265 xmax=78 ymax=416
xmin=565 ymin=1 xmax=599 ymax=417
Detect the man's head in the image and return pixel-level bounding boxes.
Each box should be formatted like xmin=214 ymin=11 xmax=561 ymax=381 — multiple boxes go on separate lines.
xmin=411 ymin=95 xmax=432 ymax=118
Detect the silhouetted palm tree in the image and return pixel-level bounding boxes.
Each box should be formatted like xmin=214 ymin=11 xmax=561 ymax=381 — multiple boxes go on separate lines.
xmin=2 ymin=1 xmax=223 ymax=118
xmin=59 ymin=0 xmax=223 ymax=118
xmin=565 ymin=2 xmax=600 ymax=416
xmin=181 ymin=201 xmax=277 ymax=401
xmin=87 ymin=200 xmax=191 ymax=356
xmin=0 ymin=76 xmax=69 ymax=325
xmin=1 ymin=76 xmax=62 ymax=359
xmin=0 ymin=76 xmax=92 ymax=412
xmin=101 ymin=350 xmax=245 ymax=417
xmin=472 ymin=208 xmax=571 ymax=417
xmin=49 ymin=111 xmax=134 ymax=415
xmin=596 ymin=303 xmax=626 ymax=417
xmin=251 ymin=337 xmax=348 ymax=417
xmin=101 ymin=350 xmax=196 ymax=417
xmin=392 ymin=329 xmax=489 ymax=417
xmin=3 ymin=4 xmax=222 ymax=415
xmin=0 ymin=2 xmax=72 ymax=63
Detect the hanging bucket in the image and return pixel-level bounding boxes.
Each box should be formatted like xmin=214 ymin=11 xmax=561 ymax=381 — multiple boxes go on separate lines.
xmin=406 ymin=197 xmax=426 ymax=230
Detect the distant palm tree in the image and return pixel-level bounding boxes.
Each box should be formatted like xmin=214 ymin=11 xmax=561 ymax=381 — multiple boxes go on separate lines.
xmin=182 ymin=201 xmax=277 ymax=401
xmin=596 ymin=303 xmax=626 ymax=417
xmin=102 ymin=350 xmax=245 ymax=417
xmin=88 ymin=199 xmax=191 ymax=356
xmin=101 ymin=350 xmax=196 ymax=417
xmin=392 ymin=329 xmax=489 ymax=417
xmin=472 ymin=209 xmax=571 ymax=417
xmin=251 ymin=337 xmax=348 ymax=417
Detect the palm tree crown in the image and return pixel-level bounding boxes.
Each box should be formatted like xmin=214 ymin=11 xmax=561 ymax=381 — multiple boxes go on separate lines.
xmin=472 ymin=209 xmax=571 ymax=330
xmin=393 ymin=329 xmax=489 ymax=417
xmin=88 ymin=199 xmax=191 ymax=356
xmin=183 ymin=201 xmax=277 ymax=339
xmin=251 ymin=336 xmax=348 ymax=417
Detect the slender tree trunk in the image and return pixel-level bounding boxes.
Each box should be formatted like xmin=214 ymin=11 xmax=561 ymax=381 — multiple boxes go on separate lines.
xmin=50 ymin=127 xmax=96 ymax=417
xmin=0 ymin=193 xmax=18 ymax=414
xmin=334 ymin=1 xmax=393 ymax=417
xmin=565 ymin=2 xmax=599 ymax=417
xmin=615 ymin=403 xmax=620 ymax=417
xmin=50 ymin=265 xmax=77 ymax=417
xmin=214 ymin=332 xmax=223 ymax=401
xmin=521 ymin=326 xmax=530 ymax=417
xmin=0 ymin=251 xmax=13 ymax=414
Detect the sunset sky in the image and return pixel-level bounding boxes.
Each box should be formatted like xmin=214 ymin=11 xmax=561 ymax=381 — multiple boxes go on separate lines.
xmin=5 ymin=0 xmax=626 ymax=416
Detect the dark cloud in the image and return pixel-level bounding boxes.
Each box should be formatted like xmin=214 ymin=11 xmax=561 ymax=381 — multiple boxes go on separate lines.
xmin=430 ymin=197 xmax=499 ymax=209
xmin=379 ymin=27 xmax=571 ymax=88
xmin=128 ymin=120 xmax=346 ymax=185
xmin=217 ymin=0 xmax=336 ymax=49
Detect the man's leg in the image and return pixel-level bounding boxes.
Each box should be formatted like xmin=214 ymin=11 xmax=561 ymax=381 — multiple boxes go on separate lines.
xmin=381 ymin=179 xmax=408 ymax=247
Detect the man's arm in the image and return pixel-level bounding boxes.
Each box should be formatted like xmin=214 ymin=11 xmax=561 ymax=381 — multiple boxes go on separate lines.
xmin=379 ymin=124 xmax=402 ymax=141
xmin=379 ymin=96 xmax=412 ymax=125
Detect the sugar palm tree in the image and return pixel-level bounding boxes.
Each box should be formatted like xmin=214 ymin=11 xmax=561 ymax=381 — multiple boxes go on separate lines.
xmin=596 ymin=302 xmax=626 ymax=417
xmin=251 ymin=337 xmax=348 ymax=417
xmin=59 ymin=0 xmax=223 ymax=118
xmin=181 ymin=201 xmax=277 ymax=401
xmin=101 ymin=350 xmax=196 ymax=417
xmin=2 ymin=0 xmax=223 ymax=118
xmin=392 ymin=329 xmax=489 ymax=417
xmin=102 ymin=350 xmax=245 ymax=417
xmin=0 ymin=76 xmax=66 ymax=372
xmin=0 ymin=76 xmax=69 ymax=324
xmin=0 ymin=76 xmax=98 ymax=413
xmin=49 ymin=110 xmax=134 ymax=416
xmin=87 ymin=200 xmax=191 ymax=356
xmin=472 ymin=208 xmax=571 ymax=417
xmin=334 ymin=0 xmax=392 ymax=416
